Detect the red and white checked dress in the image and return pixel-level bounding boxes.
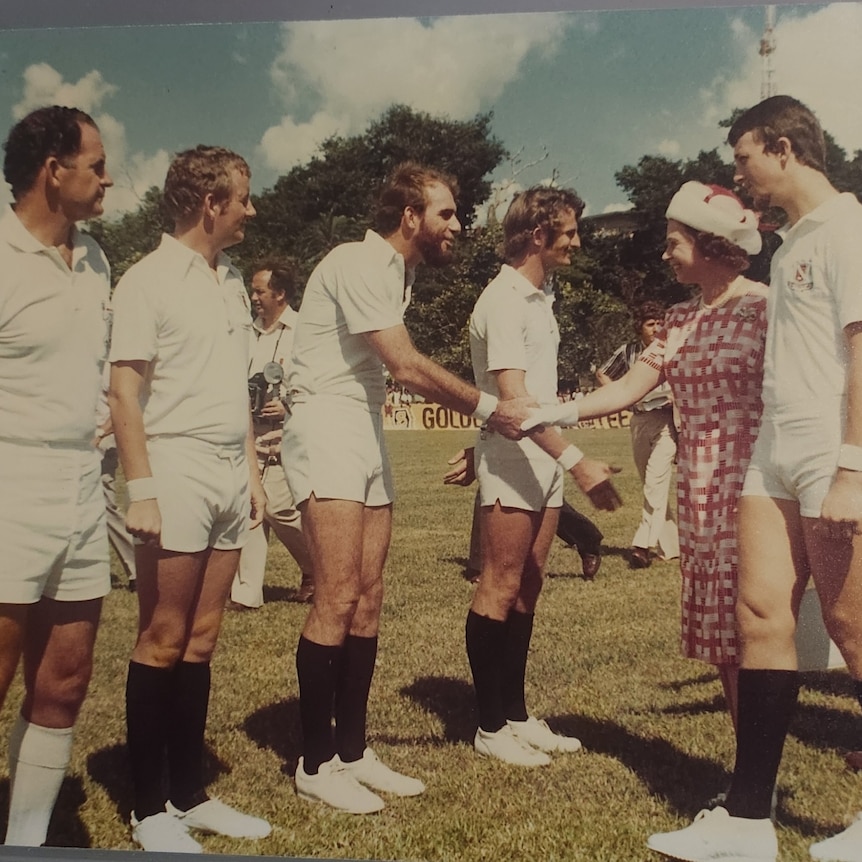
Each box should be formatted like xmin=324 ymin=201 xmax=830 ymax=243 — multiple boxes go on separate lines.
xmin=639 ymin=284 xmax=766 ymax=664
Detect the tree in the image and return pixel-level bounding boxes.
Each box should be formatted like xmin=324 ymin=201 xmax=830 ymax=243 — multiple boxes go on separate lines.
xmin=239 ymin=104 xmax=507 ymax=277
xmin=86 ymin=186 xmax=169 ymax=286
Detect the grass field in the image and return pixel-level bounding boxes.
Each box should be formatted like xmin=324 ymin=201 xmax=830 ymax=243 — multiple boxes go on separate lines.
xmin=2 ymin=427 xmax=860 ymax=861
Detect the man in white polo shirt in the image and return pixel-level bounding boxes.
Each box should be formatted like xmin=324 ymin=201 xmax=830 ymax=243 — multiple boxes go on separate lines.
xmin=230 ymin=260 xmax=314 ymax=610
xmin=0 ymin=105 xmax=113 ymax=847
xmin=285 ymin=161 xmax=533 ymax=814
xmin=109 ymin=145 xmax=270 ymax=853
xmin=467 ymin=187 xmax=620 ymax=767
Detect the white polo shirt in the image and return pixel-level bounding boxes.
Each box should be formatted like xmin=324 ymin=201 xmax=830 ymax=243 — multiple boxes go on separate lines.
xmin=0 ymin=207 xmax=110 ymax=445
xmin=470 ymin=264 xmax=559 ymax=405
xmin=287 ymin=230 xmax=413 ymax=411
xmin=764 ymin=192 xmax=862 ymax=417
xmin=109 ymin=233 xmax=253 ymax=447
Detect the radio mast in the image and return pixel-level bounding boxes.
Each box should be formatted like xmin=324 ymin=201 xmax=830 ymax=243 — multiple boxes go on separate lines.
xmin=759 ymin=5 xmax=777 ymax=99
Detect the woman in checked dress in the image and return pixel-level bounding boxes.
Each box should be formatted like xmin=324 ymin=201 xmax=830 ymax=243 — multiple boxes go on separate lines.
xmin=524 ymin=181 xmax=766 ymax=731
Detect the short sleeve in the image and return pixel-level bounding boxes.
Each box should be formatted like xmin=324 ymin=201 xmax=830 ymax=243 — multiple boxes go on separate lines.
xmin=109 ymin=271 xmax=159 ymax=363
xmin=336 ymin=255 xmax=405 ymax=335
xmin=481 ymin=291 xmax=527 ymax=373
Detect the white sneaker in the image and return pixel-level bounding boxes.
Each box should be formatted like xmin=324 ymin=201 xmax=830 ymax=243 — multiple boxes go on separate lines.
xmin=295 ymin=755 xmax=385 ymax=814
xmin=340 ymin=748 xmax=425 ymax=796
xmin=131 ymin=811 xmax=202 ymax=854
xmin=507 ymin=716 xmax=583 ymax=753
xmin=166 ymin=798 xmax=271 ymax=838
xmin=810 ymin=812 xmax=862 ymax=862
xmin=647 ymin=807 xmax=777 ymax=861
xmin=473 ymin=725 xmax=551 ymax=767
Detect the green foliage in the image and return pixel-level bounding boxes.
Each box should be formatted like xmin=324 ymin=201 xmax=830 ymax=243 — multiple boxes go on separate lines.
xmin=87 ymin=186 xmax=169 ymax=286
xmin=239 ymin=104 xmax=507 ymax=281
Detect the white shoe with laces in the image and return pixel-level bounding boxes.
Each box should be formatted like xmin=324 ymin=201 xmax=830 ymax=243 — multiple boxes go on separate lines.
xmin=166 ymin=798 xmax=271 ymax=838
xmin=295 ymin=755 xmax=385 ymax=814
xmin=474 ymin=725 xmax=551 ymax=767
xmin=131 ymin=811 xmax=202 ymax=854
xmin=646 ymin=806 xmax=777 ymax=862
xmin=507 ymin=716 xmax=583 ymax=753
xmin=810 ymin=812 xmax=862 ymax=862
xmin=340 ymin=748 xmax=425 ymax=796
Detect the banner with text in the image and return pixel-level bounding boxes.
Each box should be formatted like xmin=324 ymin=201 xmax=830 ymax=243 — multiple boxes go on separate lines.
xmin=381 ymin=403 xmax=632 ymax=431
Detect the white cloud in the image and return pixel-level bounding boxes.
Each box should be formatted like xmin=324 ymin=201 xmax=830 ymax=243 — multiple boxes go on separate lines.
xmin=257 ymin=111 xmax=347 ymax=173
xmin=703 ymin=4 xmax=862 ymax=155
xmin=657 ymin=139 xmax=681 ymax=157
xmin=262 ymin=13 xmax=575 ymax=165
xmin=103 ymin=149 xmax=171 ymax=218
xmin=13 ymin=63 xmax=117 ymax=119
xmin=8 ymin=64 xmax=168 ymax=218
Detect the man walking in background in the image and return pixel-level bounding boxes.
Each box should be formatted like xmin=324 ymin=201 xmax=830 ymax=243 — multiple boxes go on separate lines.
xmin=597 ymin=300 xmax=678 ymax=569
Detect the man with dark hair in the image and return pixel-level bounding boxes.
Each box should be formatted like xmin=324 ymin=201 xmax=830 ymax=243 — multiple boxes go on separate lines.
xmin=230 ymin=260 xmax=314 ymax=610
xmin=597 ymin=300 xmax=678 ymax=569
xmin=465 ymin=186 xmax=620 ymax=766
xmin=284 ymin=161 xmax=534 ymax=813
xmin=0 ymin=105 xmax=112 ymax=846
xmin=109 ymin=145 xmax=271 ymax=852
xmin=647 ymin=95 xmax=862 ymax=862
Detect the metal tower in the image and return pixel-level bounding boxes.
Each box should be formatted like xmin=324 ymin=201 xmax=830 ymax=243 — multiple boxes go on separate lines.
xmin=760 ymin=5 xmax=777 ymax=99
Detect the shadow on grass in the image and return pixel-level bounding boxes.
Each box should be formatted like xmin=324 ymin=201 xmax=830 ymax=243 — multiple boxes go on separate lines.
xmin=87 ymin=742 xmax=231 ymax=826
xmin=0 ymin=775 xmax=92 ymax=848
xmin=243 ymin=697 xmax=303 ymax=774
xmin=401 ymin=675 xmax=476 ymax=744
xmin=262 ymin=584 xmax=311 ymax=604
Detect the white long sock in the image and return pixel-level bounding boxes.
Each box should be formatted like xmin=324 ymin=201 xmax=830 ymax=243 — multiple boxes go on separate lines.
xmin=5 ymin=715 xmax=74 ymax=846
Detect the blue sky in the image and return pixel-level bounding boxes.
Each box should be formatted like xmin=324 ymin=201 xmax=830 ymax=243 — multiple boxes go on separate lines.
xmin=0 ymin=2 xmax=859 ymax=219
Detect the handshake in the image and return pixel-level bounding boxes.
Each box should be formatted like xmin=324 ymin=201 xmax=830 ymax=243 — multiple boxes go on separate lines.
xmin=518 ymin=401 xmax=581 ymax=432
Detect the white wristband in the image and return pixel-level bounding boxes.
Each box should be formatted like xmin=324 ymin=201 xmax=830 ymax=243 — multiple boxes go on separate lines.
xmin=472 ymin=391 xmax=499 ymax=423
xmin=557 ymin=445 xmax=585 ymax=470
xmin=837 ymin=443 xmax=862 ymax=471
xmin=126 ymin=477 xmax=158 ymax=502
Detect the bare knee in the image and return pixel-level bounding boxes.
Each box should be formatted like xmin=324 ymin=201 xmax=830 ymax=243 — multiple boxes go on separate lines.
xmin=821 ymin=605 xmax=862 ymax=669
xmin=25 ymin=655 xmax=94 ymax=727
xmin=736 ymin=599 xmax=798 ymax=665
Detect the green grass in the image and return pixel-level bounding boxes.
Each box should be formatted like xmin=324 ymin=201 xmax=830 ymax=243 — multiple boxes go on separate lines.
xmin=3 ymin=428 xmax=860 ymax=861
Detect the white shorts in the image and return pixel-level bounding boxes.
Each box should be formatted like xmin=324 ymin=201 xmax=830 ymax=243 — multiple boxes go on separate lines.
xmin=0 ymin=439 xmax=110 ymax=604
xmin=742 ymin=402 xmax=843 ymax=518
xmin=476 ymin=433 xmax=564 ymax=512
xmin=282 ymin=397 xmax=394 ymax=507
xmin=147 ymin=437 xmax=250 ymax=553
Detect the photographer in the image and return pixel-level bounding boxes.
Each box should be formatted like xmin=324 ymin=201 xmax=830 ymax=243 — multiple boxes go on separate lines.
xmin=230 ymin=261 xmax=314 ymax=610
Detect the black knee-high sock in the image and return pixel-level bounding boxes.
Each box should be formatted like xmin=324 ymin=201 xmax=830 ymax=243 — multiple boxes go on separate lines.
xmin=166 ymin=661 xmax=211 ymax=812
xmin=126 ymin=661 xmax=173 ymax=819
xmin=334 ymin=635 xmax=378 ymax=763
xmin=466 ymin=610 xmax=507 ymax=733
xmin=725 ymin=668 xmax=800 ymax=819
xmin=296 ymin=636 xmax=342 ymax=774
xmin=501 ymin=610 xmax=534 ymax=723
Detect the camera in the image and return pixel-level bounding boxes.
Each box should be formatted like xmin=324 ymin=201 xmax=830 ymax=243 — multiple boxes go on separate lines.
xmin=248 ymin=361 xmax=284 ymax=417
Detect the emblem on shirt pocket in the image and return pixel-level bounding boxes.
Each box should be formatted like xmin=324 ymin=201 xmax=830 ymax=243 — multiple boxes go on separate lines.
xmin=787 ymin=259 xmax=814 ymax=292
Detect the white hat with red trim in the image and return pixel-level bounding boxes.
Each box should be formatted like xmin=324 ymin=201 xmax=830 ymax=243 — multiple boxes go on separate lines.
xmin=666 ymin=181 xmax=762 ymax=255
